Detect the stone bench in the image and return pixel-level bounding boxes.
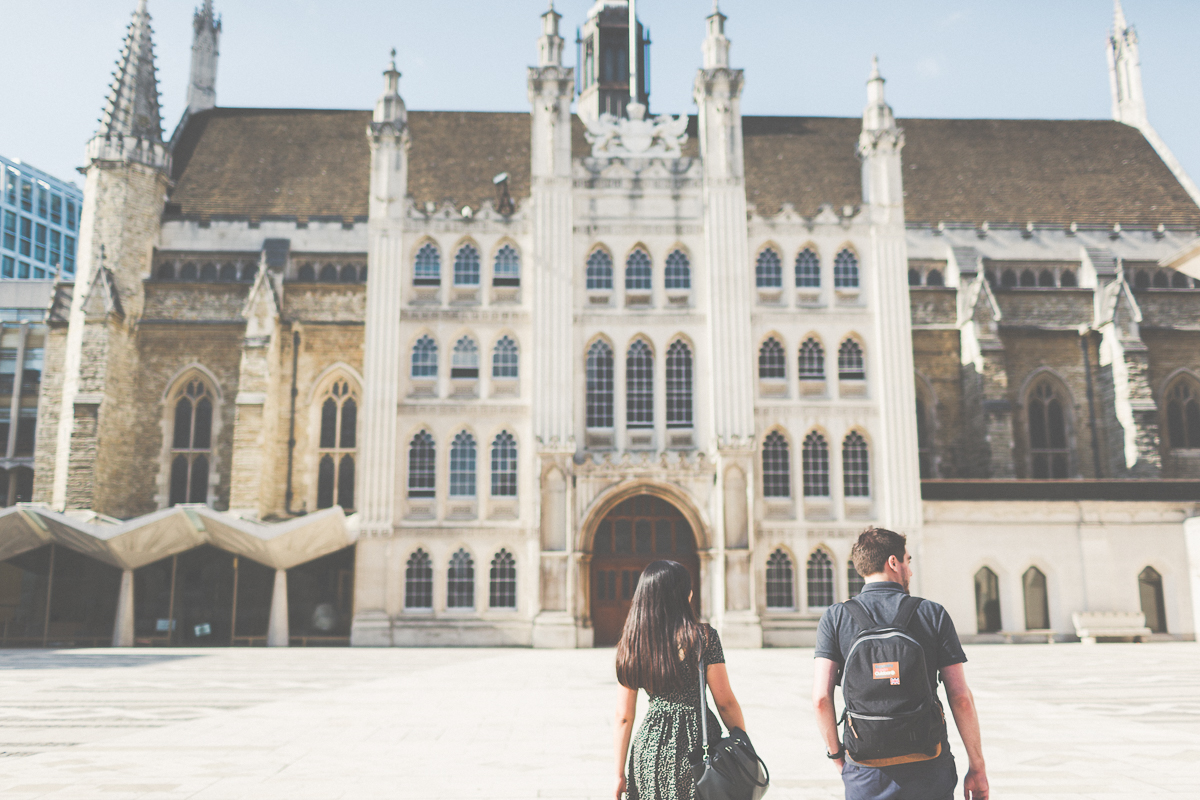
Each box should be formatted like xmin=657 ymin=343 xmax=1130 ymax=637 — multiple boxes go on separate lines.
xmin=1072 ymin=612 xmax=1153 ymax=644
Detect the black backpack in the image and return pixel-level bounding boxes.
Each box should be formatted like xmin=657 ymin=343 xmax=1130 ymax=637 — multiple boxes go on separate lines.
xmin=839 ymin=595 xmax=946 ymax=767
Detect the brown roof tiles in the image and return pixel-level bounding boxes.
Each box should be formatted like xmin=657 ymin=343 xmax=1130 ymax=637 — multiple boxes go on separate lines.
xmin=168 ymin=108 xmax=1200 ymax=228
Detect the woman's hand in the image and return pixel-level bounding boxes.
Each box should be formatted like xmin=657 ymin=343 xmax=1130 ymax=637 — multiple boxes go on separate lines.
xmin=614 ymin=773 xmax=627 ymax=799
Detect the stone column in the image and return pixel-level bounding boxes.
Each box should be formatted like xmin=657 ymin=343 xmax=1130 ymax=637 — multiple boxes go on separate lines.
xmin=267 ymin=568 xmax=289 ymax=647
xmin=111 ymin=568 xmax=135 ymax=647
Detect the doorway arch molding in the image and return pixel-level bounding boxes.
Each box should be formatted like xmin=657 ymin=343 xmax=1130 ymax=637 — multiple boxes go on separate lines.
xmin=577 ymin=479 xmax=712 ymax=553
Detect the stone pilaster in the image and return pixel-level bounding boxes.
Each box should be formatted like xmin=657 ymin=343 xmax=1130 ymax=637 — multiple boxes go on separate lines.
xmin=352 ymin=55 xmax=408 ymax=645
xmin=528 ymin=6 xmax=579 ymax=648
xmin=858 ymin=59 xmax=922 ymax=530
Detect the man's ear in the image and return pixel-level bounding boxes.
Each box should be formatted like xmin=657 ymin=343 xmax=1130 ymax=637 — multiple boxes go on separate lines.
xmin=887 ymin=554 xmax=901 ymax=572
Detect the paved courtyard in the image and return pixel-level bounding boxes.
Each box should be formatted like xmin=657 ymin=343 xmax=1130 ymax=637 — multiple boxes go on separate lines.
xmin=0 ymin=643 xmax=1193 ymax=799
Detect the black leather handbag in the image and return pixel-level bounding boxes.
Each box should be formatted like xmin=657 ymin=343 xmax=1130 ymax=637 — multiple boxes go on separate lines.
xmin=689 ymin=653 xmax=770 ymax=800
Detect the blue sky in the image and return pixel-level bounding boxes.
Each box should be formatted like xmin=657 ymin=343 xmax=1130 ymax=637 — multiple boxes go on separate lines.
xmin=3 ymin=1 xmax=1198 ymax=193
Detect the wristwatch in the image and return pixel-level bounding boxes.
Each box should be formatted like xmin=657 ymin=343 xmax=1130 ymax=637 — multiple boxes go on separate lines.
xmin=826 ymin=745 xmax=845 ymax=760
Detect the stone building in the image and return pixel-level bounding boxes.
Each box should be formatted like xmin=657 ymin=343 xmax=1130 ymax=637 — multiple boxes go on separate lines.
xmin=1 ymin=0 xmax=1197 ymax=648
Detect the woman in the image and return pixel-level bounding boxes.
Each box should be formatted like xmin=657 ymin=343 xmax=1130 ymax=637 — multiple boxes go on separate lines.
xmin=613 ymin=560 xmax=748 ymax=800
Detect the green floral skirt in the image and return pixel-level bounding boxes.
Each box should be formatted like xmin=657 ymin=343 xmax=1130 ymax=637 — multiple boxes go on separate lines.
xmin=628 ymin=696 xmax=720 ymax=800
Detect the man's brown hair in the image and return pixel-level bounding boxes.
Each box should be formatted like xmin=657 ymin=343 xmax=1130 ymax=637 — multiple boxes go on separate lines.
xmin=851 ymin=527 xmax=907 ymax=578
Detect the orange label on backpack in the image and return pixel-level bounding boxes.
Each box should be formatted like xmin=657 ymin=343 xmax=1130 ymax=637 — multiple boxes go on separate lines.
xmin=873 ymin=662 xmax=899 ymax=683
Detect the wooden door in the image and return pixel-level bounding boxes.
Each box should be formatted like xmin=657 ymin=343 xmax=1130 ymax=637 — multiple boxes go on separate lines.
xmin=591 ymin=496 xmax=698 ymax=647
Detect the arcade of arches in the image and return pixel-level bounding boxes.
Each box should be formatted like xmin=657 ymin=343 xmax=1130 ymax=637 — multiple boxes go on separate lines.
xmin=590 ymin=495 xmax=699 ymax=646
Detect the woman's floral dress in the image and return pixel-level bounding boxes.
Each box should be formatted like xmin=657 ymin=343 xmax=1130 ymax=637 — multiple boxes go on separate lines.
xmin=627 ymin=625 xmax=725 ymax=800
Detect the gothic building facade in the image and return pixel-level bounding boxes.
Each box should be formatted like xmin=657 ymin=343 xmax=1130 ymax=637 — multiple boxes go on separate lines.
xmin=2 ymin=0 xmax=1197 ymax=648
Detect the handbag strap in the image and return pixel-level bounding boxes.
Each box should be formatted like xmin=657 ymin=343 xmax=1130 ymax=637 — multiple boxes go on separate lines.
xmin=696 ymin=632 xmax=710 ymax=761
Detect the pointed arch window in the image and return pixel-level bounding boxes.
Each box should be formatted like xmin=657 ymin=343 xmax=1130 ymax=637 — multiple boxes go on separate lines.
xmin=169 ymin=379 xmax=214 ymax=506
xmin=586 ymin=249 xmax=613 ymax=290
xmin=625 ymin=249 xmax=652 ymax=291
xmin=411 ymin=335 xmax=438 ymax=378
xmin=847 ymin=562 xmax=865 ymax=598
xmin=1138 ymin=566 xmax=1166 ymax=633
xmin=758 ymin=338 xmax=785 ymax=380
xmin=492 ymin=336 xmax=519 ymax=379
xmin=666 ymin=340 xmax=693 ymax=428
xmin=807 ymin=551 xmax=834 ymax=608
xmin=843 ymin=432 xmax=870 ymax=497
xmin=765 ymin=549 xmax=794 ymax=609
xmin=447 ymin=549 xmax=475 ymax=609
xmin=493 ymin=245 xmax=520 ymax=286
xmin=449 ymin=431 xmax=477 ymax=497
xmin=1166 ymin=380 xmax=1200 ymax=449
xmin=490 ymin=431 xmax=517 ymax=497
xmin=975 ymin=567 xmax=1001 ymax=633
xmin=802 ymin=431 xmax=829 ymax=497
xmin=756 ymin=248 xmax=782 ymax=288
xmin=319 ymin=264 xmax=339 ymax=283
xmin=796 ymin=248 xmax=820 ymax=288
xmin=408 ymin=431 xmax=436 ymax=498
xmin=926 ymin=269 xmax=944 ymax=287
xmin=762 ymin=431 xmax=790 ymax=498
xmin=834 ymin=249 xmax=859 ymax=289
xmin=454 ymin=244 xmax=480 ymax=286
xmin=798 ymin=338 xmax=825 ymax=381
xmin=586 ymin=341 xmax=614 ymax=429
xmin=414 ymin=243 xmax=441 ymax=286
xmin=838 ymin=339 xmax=865 ymax=381
xmin=664 ymin=249 xmax=691 ymax=290
xmin=489 ymin=549 xmax=517 ymax=608
xmin=626 ymin=340 xmax=654 ymax=429
xmin=1022 ymin=566 xmax=1049 ymax=630
xmin=451 ymin=336 xmax=479 ymax=379
xmin=405 ymin=549 xmax=433 ymax=609
xmin=1028 ymin=380 xmax=1069 ymax=478
xmin=316 ymin=379 xmax=357 ymax=511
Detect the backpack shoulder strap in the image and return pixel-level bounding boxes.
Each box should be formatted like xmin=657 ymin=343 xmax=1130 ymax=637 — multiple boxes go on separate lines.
xmin=843 ymin=597 xmax=878 ymax=632
xmin=890 ymin=594 xmax=923 ymax=631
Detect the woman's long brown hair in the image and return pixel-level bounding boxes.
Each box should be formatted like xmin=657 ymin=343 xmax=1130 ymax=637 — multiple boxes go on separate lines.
xmin=615 ymin=560 xmax=703 ymax=695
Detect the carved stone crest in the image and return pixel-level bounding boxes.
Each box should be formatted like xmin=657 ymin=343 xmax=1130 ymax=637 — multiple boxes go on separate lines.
xmin=584 ymin=102 xmax=688 ymax=159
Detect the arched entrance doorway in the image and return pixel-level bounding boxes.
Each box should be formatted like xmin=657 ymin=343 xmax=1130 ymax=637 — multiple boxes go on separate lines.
xmin=590 ymin=495 xmax=699 ymax=646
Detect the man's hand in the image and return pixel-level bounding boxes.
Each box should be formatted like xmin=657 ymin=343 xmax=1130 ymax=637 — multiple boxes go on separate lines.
xmin=831 ymin=756 xmax=844 ymax=774
xmin=963 ymin=766 xmax=988 ymax=799
xmin=614 ymin=773 xmax=626 ymax=799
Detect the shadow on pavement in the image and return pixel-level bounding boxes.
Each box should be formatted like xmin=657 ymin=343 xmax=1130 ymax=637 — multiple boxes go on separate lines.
xmin=0 ymin=651 xmax=204 ymax=669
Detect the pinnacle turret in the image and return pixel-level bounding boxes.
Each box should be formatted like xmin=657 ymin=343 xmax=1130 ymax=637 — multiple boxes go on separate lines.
xmin=97 ymin=0 xmax=163 ymax=143
xmin=372 ymin=50 xmax=406 ymax=129
xmin=188 ymin=0 xmax=222 ymax=114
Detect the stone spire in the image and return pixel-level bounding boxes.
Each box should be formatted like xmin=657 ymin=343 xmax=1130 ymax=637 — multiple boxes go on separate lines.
xmin=702 ymin=1 xmax=730 ymax=70
xmin=537 ymin=1 xmax=564 ymax=68
xmin=1108 ymin=0 xmax=1146 ymax=127
xmin=187 ymin=0 xmax=221 ymax=114
xmin=862 ymin=56 xmax=897 ymax=135
xmin=97 ymin=0 xmax=162 ymax=142
xmin=373 ymin=49 xmax=406 ymax=128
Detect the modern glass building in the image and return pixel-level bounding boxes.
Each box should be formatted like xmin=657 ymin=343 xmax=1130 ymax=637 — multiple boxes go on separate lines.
xmin=1 ymin=156 xmax=81 ymax=282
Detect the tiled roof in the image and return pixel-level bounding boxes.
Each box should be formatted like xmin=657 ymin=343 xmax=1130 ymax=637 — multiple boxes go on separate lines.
xmin=170 ymin=108 xmax=371 ymax=219
xmin=170 ymin=109 xmax=531 ymax=219
xmin=169 ymin=108 xmax=1200 ymax=228
xmin=742 ymin=116 xmax=1200 ymax=226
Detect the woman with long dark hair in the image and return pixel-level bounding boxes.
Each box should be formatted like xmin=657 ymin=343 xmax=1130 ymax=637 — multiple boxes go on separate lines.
xmin=613 ymin=560 xmax=748 ymax=799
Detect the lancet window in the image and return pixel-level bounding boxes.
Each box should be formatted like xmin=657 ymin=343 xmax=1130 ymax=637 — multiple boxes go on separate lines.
xmin=765 ymin=549 xmax=794 ymax=609
xmin=412 ymin=335 xmax=438 ymax=378
xmin=493 ymin=245 xmax=520 ymax=286
xmin=802 ymin=431 xmax=829 ymax=497
xmin=490 ymin=431 xmax=517 ymax=497
xmin=447 ymin=549 xmax=475 ymax=609
xmin=626 ymin=340 xmax=654 ymax=429
xmin=449 ymin=431 xmax=477 ymax=497
xmin=665 ymin=341 xmax=693 ymax=428
xmin=833 ymin=249 xmax=859 ymax=289
xmin=405 ymin=549 xmax=433 ymax=609
xmin=756 ymin=248 xmax=782 ymax=288
xmin=169 ymin=379 xmax=214 ymax=506
xmin=758 ymin=338 xmax=785 ymax=380
xmin=762 ymin=431 xmax=790 ymax=498
xmin=796 ymin=248 xmax=820 ymax=288
xmin=1028 ymin=380 xmax=1070 ymax=478
xmin=408 ymin=431 xmax=436 ymax=498
xmin=490 ymin=549 xmax=517 ymax=609
xmin=798 ymin=338 xmax=825 ymax=381
xmin=316 ymin=379 xmax=357 ymax=511
xmin=625 ymin=249 xmax=652 ymax=291
xmin=414 ymin=243 xmax=441 ymax=286
xmin=664 ymin=249 xmax=691 ymax=290
xmin=587 ymin=249 xmax=613 ymax=290
xmin=842 ymin=432 xmax=870 ymax=497
xmin=586 ymin=341 xmax=615 ymax=429
xmin=807 ymin=551 xmax=834 ymax=608
xmin=492 ymin=336 xmax=519 ymax=379
xmin=454 ymin=244 xmax=480 ymax=286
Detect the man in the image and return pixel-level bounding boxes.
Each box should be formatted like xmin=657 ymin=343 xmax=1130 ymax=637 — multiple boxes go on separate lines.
xmin=813 ymin=527 xmax=989 ymax=800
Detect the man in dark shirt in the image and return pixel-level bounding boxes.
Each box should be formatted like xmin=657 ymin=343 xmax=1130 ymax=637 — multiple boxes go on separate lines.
xmin=813 ymin=528 xmax=990 ymax=800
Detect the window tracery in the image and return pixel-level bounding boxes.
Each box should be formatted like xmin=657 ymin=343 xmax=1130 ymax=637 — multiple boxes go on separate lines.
xmin=316 ymin=379 xmax=357 ymax=511
xmin=756 ymin=248 xmax=782 ymax=288
xmin=626 ymin=340 xmax=653 ymax=429
xmin=762 ymin=431 xmax=790 ymax=498
xmin=833 ymin=249 xmax=859 ymax=288
xmin=169 ymin=379 xmax=214 ymax=506
xmin=765 ymin=549 xmax=794 ymax=609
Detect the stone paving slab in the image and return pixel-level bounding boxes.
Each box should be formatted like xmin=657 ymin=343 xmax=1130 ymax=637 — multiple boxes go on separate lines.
xmin=0 ymin=643 xmax=1192 ymax=798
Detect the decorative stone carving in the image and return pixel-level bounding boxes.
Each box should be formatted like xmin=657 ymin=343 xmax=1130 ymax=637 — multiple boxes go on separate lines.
xmin=584 ymin=103 xmax=689 ymax=159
